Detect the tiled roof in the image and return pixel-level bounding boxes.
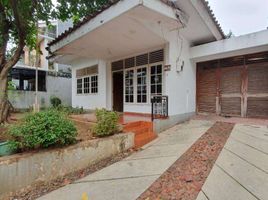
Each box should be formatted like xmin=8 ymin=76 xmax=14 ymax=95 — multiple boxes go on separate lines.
xmin=200 ymin=0 xmax=225 ymax=39
xmin=48 ymin=0 xmax=224 ymax=47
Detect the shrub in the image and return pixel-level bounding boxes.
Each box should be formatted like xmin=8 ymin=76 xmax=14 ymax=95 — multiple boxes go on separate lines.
xmin=50 ymin=96 xmax=62 ymax=108
xmin=92 ymin=109 xmax=119 ymax=137
xmin=56 ymin=106 xmax=84 ymax=115
xmin=8 ymin=109 xmax=77 ymax=151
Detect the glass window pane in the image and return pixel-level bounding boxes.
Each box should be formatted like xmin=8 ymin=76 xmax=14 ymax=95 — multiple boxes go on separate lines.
xmin=151 ymin=66 xmax=156 ymax=74
xmin=137 ymin=95 xmax=141 ymax=103
xmin=157 ymin=85 xmax=162 ymax=94
xmin=157 ymin=65 xmax=162 ymax=74
xmin=125 ymin=70 xmax=134 ymax=103
xmin=142 ymin=95 xmax=147 ymax=103
xmin=130 ymin=95 xmax=134 ymax=102
xmin=151 ymin=85 xmax=155 ymax=94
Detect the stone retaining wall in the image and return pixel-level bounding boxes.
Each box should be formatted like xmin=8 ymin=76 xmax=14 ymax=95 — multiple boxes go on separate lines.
xmin=0 ymin=133 xmax=134 ymax=198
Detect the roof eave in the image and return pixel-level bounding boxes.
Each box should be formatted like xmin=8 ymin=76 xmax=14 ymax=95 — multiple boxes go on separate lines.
xmin=48 ymin=0 xmax=182 ymax=52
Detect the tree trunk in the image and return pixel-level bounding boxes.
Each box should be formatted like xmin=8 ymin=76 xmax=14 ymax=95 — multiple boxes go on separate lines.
xmin=0 ymin=75 xmax=9 ymax=124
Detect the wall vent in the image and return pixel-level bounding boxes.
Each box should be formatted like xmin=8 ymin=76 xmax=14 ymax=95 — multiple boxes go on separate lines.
xmin=76 ymin=65 xmax=98 ymax=78
xmin=149 ymin=49 xmax=164 ymax=64
xmin=125 ymin=57 xmax=135 ymax=69
xmin=136 ymin=53 xmax=148 ymax=66
xmin=111 ymin=60 xmax=124 ymax=71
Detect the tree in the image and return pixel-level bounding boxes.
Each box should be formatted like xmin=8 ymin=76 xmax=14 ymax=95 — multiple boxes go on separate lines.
xmin=0 ymin=0 xmax=109 ymax=123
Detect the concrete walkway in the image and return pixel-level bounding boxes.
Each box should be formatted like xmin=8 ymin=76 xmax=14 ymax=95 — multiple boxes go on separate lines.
xmin=38 ymin=120 xmax=213 ymax=200
xmin=197 ymin=123 xmax=268 ymax=200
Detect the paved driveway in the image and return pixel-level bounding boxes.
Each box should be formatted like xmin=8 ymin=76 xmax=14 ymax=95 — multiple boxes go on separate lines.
xmin=197 ymin=123 xmax=268 ymax=200
xmin=38 ymin=120 xmax=213 ymax=200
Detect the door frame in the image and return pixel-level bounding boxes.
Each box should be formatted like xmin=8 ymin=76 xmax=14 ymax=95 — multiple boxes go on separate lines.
xmin=112 ymin=70 xmax=124 ymax=112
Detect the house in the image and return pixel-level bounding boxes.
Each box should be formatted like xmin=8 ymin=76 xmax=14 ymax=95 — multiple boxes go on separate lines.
xmin=47 ymin=0 xmax=268 ymax=131
xmin=9 ymin=20 xmax=73 ymax=109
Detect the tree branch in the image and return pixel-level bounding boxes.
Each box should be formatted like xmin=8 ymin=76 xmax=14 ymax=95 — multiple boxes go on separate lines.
xmin=0 ymin=0 xmax=26 ymax=78
xmin=0 ymin=2 xmax=9 ymax=69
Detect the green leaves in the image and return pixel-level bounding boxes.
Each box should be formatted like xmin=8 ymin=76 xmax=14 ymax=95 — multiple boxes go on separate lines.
xmin=0 ymin=0 xmax=110 ymax=56
xmin=50 ymin=96 xmax=62 ymax=108
xmin=93 ymin=108 xmax=120 ymax=137
xmin=7 ymin=109 xmax=77 ymax=151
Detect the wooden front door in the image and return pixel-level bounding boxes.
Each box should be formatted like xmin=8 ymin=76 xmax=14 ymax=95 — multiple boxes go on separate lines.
xmin=113 ymin=71 xmax=124 ymax=112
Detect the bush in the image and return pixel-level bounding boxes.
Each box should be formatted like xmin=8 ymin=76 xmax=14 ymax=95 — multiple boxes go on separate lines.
xmin=50 ymin=96 xmax=62 ymax=108
xmin=8 ymin=109 xmax=77 ymax=151
xmin=56 ymin=106 xmax=84 ymax=115
xmin=92 ymin=109 xmax=119 ymax=137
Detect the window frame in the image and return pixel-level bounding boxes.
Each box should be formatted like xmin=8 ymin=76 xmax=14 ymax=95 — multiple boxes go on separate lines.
xmin=136 ymin=65 xmax=148 ymax=104
xmin=149 ymin=62 xmax=163 ymax=97
xmin=91 ymin=75 xmax=98 ymax=94
xmin=124 ymin=68 xmax=135 ymax=103
xmin=76 ymin=73 xmax=99 ymax=95
xmin=76 ymin=78 xmax=83 ymax=95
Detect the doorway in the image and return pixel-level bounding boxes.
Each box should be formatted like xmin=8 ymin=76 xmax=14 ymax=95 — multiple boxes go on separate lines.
xmin=113 ymin=71 xmax=124 ymax=112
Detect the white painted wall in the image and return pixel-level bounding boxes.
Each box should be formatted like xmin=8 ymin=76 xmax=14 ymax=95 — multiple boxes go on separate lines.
xmin=190 ymin=30 xmax=268 ymax=62
xmin=163 ymin=30 xmax=196 ymax=116
xmin=71 ymin=58 xmax=107 ymax=110
xmin=69 ymin=17 xmax=196 ymax=116
xmin=70 ymin=37 xmax=196 ymax=116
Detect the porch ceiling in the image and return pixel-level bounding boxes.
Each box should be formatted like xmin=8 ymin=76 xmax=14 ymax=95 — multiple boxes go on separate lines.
xmin=54 ymin=5 xmax=181 ymax=62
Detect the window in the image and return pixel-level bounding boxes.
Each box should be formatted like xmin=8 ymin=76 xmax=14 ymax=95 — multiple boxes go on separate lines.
xmin=137 ymin=67 xmax=147 ymax=103
xmin=125 ymin=70 xmax=134 ymax=103
xmin=9 ymin=68 xmax=46 ymax=92
xmin=91 ymin=75 xmax=98 ymax=94
xmin=77 ymin=75 xmax=98 ymax=95
xmin=151 ymin=64 xmax=162 ymax=96
xmin=83 ymin=77 xmax=90 ymax=94
xmin=77 ymin=79 xmax=83 ymax=94
xmin=76 ymin=65 xmax=99 ymax=95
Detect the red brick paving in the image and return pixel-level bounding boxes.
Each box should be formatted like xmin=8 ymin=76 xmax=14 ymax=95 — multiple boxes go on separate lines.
xmin=137 ymin=122 xmax=234 ymax=200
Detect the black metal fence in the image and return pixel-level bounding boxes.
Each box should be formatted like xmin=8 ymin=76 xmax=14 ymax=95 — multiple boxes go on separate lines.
xmin=151 ymin=95 xmax=168 ymax=121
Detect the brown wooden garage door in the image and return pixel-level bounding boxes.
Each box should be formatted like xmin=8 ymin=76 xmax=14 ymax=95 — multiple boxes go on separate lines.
xmin=247 ymin=63 xmax=268 ymax=118
xmin=197 ymin=52 xmax=268 ymax=118
xmin=197 ymin=67 xmax=217 ymax=114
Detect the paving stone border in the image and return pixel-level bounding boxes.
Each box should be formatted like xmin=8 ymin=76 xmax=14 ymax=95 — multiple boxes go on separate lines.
xmin=138 ymin=122 xmax=234 ymax=200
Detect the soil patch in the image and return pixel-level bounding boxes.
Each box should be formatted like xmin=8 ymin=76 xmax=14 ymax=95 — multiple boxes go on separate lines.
xmin=72 ymin=119 xmax=94 ymax=141
xmin=138 ymin=122 xmax=234 ymax=200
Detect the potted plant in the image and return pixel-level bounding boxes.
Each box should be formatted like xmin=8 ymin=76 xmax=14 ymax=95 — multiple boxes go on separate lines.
xmin=0 ymin=126 xmax=15 ymax=156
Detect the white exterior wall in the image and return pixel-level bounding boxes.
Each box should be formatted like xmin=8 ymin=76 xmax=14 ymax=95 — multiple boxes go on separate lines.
xmin=71 ymin=58 xmax=107 ymax=110
xmin=190 ymin=30 xmax=268 ymax=62
xmin=70 ymin=29 xmax=196 ymax=117
xmin=164 ymin=31 xmax=196 ymax=116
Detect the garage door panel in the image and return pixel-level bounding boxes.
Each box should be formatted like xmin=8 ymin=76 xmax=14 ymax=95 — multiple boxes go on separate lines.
xmin=220 ymin=67 xmax=242 ymax=94
xmin=221 ymin=97 xmax=241 ymax=116
xmin=248 ymin=64 xmax=268 ymax=94
xmin=220 ymin=67 xmax=242 ymax=117
xmin=247 ymin=97 xmax=268 ymax=118
xmin=197 ymin=69 xmax=216 ymax=113
xmin=197 ymin=55 xmax=268 ymax=118
xmin=198 ymin=98 xmax=216 ymax=113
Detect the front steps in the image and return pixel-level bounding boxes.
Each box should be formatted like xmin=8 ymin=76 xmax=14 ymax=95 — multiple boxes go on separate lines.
xmin=123 ymin=121 xmax=157 ymax=148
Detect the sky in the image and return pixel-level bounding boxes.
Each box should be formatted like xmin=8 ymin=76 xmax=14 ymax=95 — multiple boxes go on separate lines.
xmin=207 ymin=0 xmax=268 ymax=36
